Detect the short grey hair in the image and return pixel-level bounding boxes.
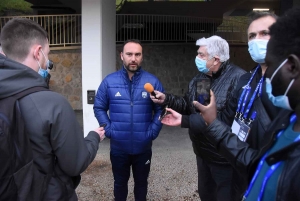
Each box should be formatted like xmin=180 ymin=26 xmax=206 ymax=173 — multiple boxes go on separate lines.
xmin=196 ymin=35 xmax=230 ymax=62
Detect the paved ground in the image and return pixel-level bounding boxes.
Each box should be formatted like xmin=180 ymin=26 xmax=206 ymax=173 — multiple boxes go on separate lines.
xmin=75 ymin=111 xmax=200 ymax=201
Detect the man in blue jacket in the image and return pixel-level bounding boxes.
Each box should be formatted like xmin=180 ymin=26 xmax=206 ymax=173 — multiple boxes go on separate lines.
xmin=94 ymin=39 xmax=164 ymax=201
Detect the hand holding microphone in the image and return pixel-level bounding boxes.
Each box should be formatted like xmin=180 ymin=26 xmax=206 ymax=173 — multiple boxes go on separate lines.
xmin=144 ymin=83 xmax=166 ymax=104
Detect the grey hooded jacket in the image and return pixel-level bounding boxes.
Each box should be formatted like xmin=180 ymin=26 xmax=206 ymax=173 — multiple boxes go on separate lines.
xmin=0 ymin=54 xmax=100 ymax=200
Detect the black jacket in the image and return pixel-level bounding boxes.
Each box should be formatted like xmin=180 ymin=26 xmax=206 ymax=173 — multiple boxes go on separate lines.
xmin=163 ymin=60 xmax=246 ymax=164
xmin=184 ymin=66 xmax=280 ymax=200
xmin=204 ymin=110 xmax=300 ymax=201
xmin=219 ymin=67 xmax=280 ymax=149
xmin=0 ymin=54 xmax=100 ymax=200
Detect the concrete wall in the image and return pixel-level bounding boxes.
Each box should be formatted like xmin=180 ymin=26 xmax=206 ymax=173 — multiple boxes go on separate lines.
xmin=49 ymin=50 xmax=82 ymax=109
xmin=48 ymin=44 xmax=255 ymax=110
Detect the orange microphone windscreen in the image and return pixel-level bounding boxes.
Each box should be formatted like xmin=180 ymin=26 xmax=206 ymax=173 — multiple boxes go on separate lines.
xmin=144 ymin=83 xmax=154 ymax=93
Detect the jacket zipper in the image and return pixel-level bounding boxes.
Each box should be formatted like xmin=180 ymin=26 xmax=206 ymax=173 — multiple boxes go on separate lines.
xmin=130 ymin=80 xmax=134 ymax=154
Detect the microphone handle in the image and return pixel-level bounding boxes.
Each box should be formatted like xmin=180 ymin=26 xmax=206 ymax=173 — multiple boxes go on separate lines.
xmin=150 ymin=91 xmax=157 ymax=99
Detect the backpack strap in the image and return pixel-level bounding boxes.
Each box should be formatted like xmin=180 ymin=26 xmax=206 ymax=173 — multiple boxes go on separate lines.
xmin=12 ymin=87 xmax=49 ymax=100
xmin=13 ymin=86 xmax=53 ymax=198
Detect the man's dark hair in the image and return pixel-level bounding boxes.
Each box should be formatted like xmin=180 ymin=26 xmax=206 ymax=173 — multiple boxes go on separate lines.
xmin=0 ymin=18 xmax=48 ymax=61
xmin=122 ymin=39 xmax=142 ymax=52
xmin=268 ymin=8 xmax=300 ymax=63
xmin=247 ymin=11 xmax=278 ymax=28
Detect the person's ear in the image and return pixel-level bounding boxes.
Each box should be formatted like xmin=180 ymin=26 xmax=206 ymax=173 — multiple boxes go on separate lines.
xmin=33 ymin=45 xmax=42 ymax=60
xmin=287 ymin=54 xmax=300 ymax=80
xmin=213 ymin=56 xmax=220 ymax=65
xmin=120 ymin=52 xmax=124 ymax=61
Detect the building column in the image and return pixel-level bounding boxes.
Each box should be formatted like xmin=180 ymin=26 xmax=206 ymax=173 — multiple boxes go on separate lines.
xmin=82 ymin=0 xmax=116 ymax=136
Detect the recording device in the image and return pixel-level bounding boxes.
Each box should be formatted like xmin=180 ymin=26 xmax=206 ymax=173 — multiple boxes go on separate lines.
xmin=158 ymin=105 xmax=169 ymax=121
xmin=195 ymin=78 xmax=211 ymax=106
xmin=100 ymin=123 xmax=107 ymax=128
xmin=144 ymin=83 xmax=157 ymax=98
xmin=48 ymin=60 xmax=54 ymax=70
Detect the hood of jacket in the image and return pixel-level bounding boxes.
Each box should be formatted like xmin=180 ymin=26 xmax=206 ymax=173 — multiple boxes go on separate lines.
xmin=0 ymin=54 xmax=47 ymax=99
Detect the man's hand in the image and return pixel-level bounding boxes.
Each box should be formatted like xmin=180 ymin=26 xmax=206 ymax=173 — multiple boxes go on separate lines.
xmin=160 ymin=108 xmax=182 ymax=126
xmin=150 ymin=90 xmax=166 ymax=104
xmin=193 ymin=90 xmax=217 ymax=125
xmin=94 ymin=127 xmax=106 ymax=141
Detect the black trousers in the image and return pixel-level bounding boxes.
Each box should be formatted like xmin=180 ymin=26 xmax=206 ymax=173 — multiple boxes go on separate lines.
xmin=196 ymin=155 xmax=233 ymax=201
xmin=110 ymin=149 xmax=152 ymax=201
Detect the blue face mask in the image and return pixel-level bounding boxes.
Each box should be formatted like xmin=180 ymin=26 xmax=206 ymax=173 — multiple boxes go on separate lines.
xmin=195 ymin=56 xmax=212 ymax=74
xmin=248 ymin=39 xmax=268 ymax=64
xmin=37 ymin=50 xmax=52 ymax=78
xmin=38 ymin=68 xmax=49 ymax=78
xmin=265 ymin=59 xmax=295 ymax=110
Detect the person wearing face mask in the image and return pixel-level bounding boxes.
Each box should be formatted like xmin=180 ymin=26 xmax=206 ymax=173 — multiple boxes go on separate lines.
xmin=219 ymin=12 xmax=280 ymax=200
xmin=159 ymin=11 xmax=279 ymax=201
xmin=150 ymin=36 xmax=245 ymax=201
xmin=0 ymin=18 xmax=106 ymax=200
xmin=184 ymin=7 xmax=300 ymax=200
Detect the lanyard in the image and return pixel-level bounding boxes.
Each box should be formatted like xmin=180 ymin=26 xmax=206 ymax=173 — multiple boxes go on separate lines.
xmin=243 ymin=114 xmax=298 ymax=201
xmin=243 ymin=77 xmax=264 ymax=119
xmin=236 ymin=65 xmax=261 ymax=117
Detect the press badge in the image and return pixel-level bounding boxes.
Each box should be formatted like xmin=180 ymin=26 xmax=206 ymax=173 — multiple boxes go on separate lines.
xmin=233 ymin=65 xmax=263 ymax=142
xmin=231 ymin=118 xmax=241 ymax=135
xmin=231 ymin=118 xmax=250 ymax=142
xmin=231 ymin=111 xmax=256 ymax=142
xmin=237 ymin=122 xmax=251 ymax=142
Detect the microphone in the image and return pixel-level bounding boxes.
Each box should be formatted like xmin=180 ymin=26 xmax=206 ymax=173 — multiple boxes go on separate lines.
xmin=144 ymin=83 xmax=157 ymax=98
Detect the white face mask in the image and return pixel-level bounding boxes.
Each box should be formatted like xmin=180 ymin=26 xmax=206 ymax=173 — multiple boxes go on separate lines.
xmin=265 ymin=59 xmax=295 ymax=110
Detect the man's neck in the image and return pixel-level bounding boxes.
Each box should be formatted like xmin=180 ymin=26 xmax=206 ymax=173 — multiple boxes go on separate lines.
xmin=260 ymin=63 xmax=267 ymax=75
xmin=206 ymin=72 xmax=212 ymax=77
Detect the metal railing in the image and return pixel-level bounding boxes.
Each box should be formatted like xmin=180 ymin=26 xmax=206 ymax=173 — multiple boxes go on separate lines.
xmin=0 ymin=14 xmax=247 ymax=48
xmin=116 ymin=14 xmax=248 ymax=44
xmin=0 ymin=14 xmax=81 ymax=48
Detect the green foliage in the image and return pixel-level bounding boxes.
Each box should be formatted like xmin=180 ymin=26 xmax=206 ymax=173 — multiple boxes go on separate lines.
xmin=0 ymin=0 xmax=33 ymax=15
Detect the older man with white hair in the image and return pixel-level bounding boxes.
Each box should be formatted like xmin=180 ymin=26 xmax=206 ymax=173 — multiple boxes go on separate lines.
xmin=151 ymin=35 xmax=246 ymax=201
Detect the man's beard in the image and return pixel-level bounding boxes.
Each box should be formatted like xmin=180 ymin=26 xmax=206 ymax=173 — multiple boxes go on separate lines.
xmin=124 ymin=64 xmax=139 ymax=73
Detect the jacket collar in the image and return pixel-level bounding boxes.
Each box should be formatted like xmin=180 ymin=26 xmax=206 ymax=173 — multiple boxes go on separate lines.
xmin=261 ymin=110 xmax=297 ymax=165
xmin=266 ymin=141 xmax=300 ymax=166
xmin=121 ymin=65 xmax=142 ymax=83
xmin=212 ymin=60 xmax=229 ymax=79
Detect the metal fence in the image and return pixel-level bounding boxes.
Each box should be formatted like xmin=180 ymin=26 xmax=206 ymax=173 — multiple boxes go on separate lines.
xmin=116 ymin=14 xmax=248 ymax=44
xmin=0 ymin=14 xmax=247 ymax=48
xmin=0 ymin=14 xmax=81 ymax=48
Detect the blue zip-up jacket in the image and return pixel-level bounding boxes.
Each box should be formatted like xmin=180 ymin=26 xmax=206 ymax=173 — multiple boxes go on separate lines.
xmin=94 ymin=67 xmax=164 ymax=154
